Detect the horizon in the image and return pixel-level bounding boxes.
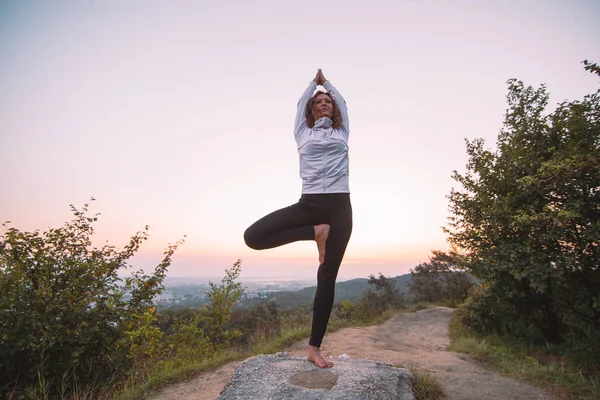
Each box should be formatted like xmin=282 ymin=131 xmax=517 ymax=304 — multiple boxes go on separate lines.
xmin=160 ymin=270 xmax=413 ymax=283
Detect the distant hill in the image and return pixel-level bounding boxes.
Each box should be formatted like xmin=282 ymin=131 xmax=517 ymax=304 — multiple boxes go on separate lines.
xmin=239 ymin=274 xmax=412 ymax=309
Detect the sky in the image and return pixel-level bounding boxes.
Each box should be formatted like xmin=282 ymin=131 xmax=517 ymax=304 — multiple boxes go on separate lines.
xmin=1 ymin=0 xmax=599 ymax=282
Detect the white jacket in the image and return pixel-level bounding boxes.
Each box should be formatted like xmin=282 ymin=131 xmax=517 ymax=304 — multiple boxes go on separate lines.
xmin=294 ymin=81 xmax=350 ymax=194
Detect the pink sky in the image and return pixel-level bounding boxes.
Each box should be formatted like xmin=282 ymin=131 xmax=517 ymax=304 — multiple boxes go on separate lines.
xmin=1 ymin=0 xmax=599 ymax=281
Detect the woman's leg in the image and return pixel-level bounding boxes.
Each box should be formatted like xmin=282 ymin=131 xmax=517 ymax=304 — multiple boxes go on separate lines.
xmin=308 ymin=205 xmax=353 ymax=366
xmin=243 ymin=201 xmax=318 ymax=250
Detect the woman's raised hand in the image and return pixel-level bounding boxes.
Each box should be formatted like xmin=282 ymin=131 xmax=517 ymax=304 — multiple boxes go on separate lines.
xmin=318 ymin=69 xmax=327 ymax=84
xmin=313 ymin=69 xmax=327 ymax=85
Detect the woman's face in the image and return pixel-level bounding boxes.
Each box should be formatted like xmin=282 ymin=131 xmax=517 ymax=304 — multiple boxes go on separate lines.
xmin=314 ymin=93 xmax=333 ymax=120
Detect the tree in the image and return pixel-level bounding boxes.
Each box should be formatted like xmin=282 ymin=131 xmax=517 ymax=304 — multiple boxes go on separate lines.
xmin=445 ymin=61 xmax=600 ymax=365
xmin=199 ymin=259 xmax=244 ymax=349
xmin=159 ymin=260 xmax=244 ymax=369
xmin=0 ymin=201 xmax=183 ymax=397
xmin=409 ymin=250 xmax=474 ymax=305
xmin=363 ymin=273 xmax=406 ymax=313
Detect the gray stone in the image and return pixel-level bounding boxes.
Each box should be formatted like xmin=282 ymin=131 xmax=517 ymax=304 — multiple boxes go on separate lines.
xmin=289 ymin=370 xmax=339 ymax=389
xmin=217 ymin=352 xmax=414 ymax=400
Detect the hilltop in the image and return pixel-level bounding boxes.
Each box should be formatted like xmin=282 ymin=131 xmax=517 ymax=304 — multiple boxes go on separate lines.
xmin=156 ymin=274 xmax=413 ymax=310
xmin=148 ymin=307 xmax=555 ymax=400
xmin=238 ymin=274 xmax=413 ymax=309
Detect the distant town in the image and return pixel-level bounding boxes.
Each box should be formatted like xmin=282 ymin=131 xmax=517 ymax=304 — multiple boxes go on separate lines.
xmin=154 ymin=276 xmax=318 ymax=309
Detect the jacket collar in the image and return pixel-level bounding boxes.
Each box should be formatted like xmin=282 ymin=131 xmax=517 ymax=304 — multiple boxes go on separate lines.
xmin=314 ymin=117 xmax=333 ymax=129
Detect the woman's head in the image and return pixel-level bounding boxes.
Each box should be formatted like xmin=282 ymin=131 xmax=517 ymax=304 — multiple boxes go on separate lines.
xmin=305 ymin=91 xmax=343 ymax=128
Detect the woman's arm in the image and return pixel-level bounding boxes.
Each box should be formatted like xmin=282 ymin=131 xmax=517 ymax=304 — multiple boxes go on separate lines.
xmin=321 ymin=71 xmax=349 ymax=131
xmin=293 ymin=80 xmax=317 ymax=137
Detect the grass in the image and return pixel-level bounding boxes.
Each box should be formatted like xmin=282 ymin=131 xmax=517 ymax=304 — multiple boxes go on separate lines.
xmin=114 ymin=326 xmax=313 ymax=400
xmin=405 ymin=366 xmax=445 ymax=400
xmin=114 ymin=308 xmax=406 ymax=399
xmin=251 ymin=327 xmax=310 ymax=355
xmin=116 ymin=351 xmax=248 ymax=400
xmin=22 ymin=307 xmax=434 ymax=400
xmin=329 ymin=308 xmax=400 ymax=330
xmin=412 ymin=302 xmax=434 ymax=312
xmin=448 ymin=314 xmax=600 ymax=400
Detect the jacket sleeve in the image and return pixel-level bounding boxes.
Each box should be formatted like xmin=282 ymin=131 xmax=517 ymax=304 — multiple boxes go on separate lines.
xmin=323 ymin=80 xmax=349 ymax=132
xmin=294 ymin=81 xmax=317 ymax=137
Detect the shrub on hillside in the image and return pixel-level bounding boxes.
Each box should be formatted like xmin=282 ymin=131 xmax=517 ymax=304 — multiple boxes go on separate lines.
xmin=455 ymin=283 xmax=543 ymax=340
xmin=229 ymin=298 xmax=282 ymax=347
xmin=0 ymin=201 xmax=183 ymax=398
xmin=363 ymin=273 xmax=406 ymax=314
xmin=332 ymin=299 xmax=372 ymax=323
xmin=409 ymin=250 xmax=474 ymax=306
xmin=160 ymin=260 xmax=243 ymax=366
xmin=446 ymin=61 xmax=600 ymax=370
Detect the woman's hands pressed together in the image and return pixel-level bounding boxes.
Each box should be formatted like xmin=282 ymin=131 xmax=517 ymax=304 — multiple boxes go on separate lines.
xmin=313 ymin=69 xmax=327 ymax=85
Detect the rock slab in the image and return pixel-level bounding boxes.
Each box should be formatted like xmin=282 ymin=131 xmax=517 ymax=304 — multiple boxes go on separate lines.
xmin=217 ymin=352 xmax=414 ymax=400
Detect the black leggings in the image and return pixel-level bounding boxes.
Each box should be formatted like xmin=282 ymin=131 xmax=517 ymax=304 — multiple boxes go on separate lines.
xmin=243 ymin=193 xmax=353 ymax=347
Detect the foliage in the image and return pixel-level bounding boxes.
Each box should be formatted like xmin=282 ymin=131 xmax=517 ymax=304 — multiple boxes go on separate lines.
xmin=157 ymin=307 xmax=197 ymax=334
xmin=331 ymin=299 xmax=372 ymax=323
xmin=162 ymin=311 xmax=215 ymax=367
xmin=229 ymin=298 xmax=282 ymax=347
xmin=407 ymin=366 xmax=445 ymax=400
xmin=409 ymin=250 xmax=474 ymax=306
xmin=363 ymin=273 xmax=406 ymax=314
xmin=198 ymin=260 xmax=244 ymax=349
xmin=0 ymin=198 xmax=414 ymax=399
xmin=155 ymin=260 xmax=244 ymax=369
xmin=280 ymin=303 xmax=312 ymax=332
xmin=0 ymin=201 xmax=183 ymax=398
xmin=446 ymin=61 xmax=600 ymax=369
xmin=126 ymin=306 xmax=166 ymax=381
xmin=334 ymin=299 xmax=359 ymax=322
xmin=119 ymin=272 xmax=407 ymax=399
xmin=449 ymin=313 xmax=600 ymax=400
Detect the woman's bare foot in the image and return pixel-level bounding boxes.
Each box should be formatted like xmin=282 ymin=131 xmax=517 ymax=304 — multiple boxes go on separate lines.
xmin=314 ymin=224 xmax=330 ymax=264
xmin=307 ymin=345 xmax=333 ymax=368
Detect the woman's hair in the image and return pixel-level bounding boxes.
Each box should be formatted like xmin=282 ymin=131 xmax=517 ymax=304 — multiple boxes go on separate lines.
xmin=305 ymin=91 xmax=343 ymax=129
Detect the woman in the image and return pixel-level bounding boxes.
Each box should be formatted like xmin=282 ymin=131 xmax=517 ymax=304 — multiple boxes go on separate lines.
xmin=244 ymin=69 xmax=352 ymax=368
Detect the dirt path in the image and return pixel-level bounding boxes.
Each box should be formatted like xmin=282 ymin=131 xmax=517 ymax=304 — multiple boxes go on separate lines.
xmin=149 ymin=307 xmax=555 ymax=400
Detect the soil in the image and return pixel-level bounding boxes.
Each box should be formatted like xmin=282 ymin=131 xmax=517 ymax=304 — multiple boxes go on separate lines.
xmin=148 ymin=307 xmax=555 ymax=400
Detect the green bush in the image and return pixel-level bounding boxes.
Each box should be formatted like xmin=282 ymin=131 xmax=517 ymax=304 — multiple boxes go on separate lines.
xmin=0 ymin=201 xmax=183 ymax=398
xmin=446 ymin=61 xmax=600 ymax=371
xmin=163 ymin=312 xmax=215 ymax=367
xmin=409 ymin=250 xmax=474 ymax=306
xmin=331 ymin=299 xmax=372 ymax=323
xmin=456 ymin=283 xmax=534 ymax=339
xmin=229 ymin=299 xmax=282 ymax=347
xmin=363 ymin=273 xmax=406 ymax=314
xmin=198 ymin=260 xmax=243 ymax=350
